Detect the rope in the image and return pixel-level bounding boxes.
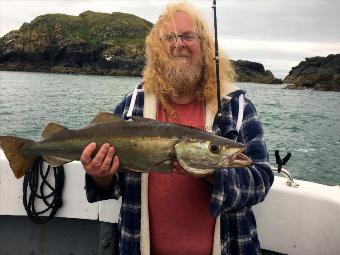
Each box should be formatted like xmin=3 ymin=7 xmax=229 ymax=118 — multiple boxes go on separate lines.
xmin=23 ymin=156 xmax=65 ymax=224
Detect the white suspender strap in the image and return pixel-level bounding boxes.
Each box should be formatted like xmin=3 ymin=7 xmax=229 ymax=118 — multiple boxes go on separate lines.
xmin=236 ymin=94 xmax=244 ymax=133
xmin=127 ymin=85 xmax=143 ymax=118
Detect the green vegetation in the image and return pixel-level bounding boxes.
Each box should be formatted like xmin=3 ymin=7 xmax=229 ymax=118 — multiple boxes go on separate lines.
xmin=0 ymin=11 xmax=153 ymax=76
xmin=15 ymin=11 xmax=152 ymax=49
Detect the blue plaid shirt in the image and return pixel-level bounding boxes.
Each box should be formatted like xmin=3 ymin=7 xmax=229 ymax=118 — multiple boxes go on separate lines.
xmin=85 ymin=84 xmax=274 ymax=255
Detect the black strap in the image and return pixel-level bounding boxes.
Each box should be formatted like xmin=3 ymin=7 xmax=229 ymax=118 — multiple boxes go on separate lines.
xmin=275 ymin=150 xmax=291 ymax=173
xmin=23 ymin=156 xmax=64 ymax=224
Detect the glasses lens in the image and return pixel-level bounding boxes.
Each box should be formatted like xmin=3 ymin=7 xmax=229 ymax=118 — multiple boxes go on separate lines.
xmin=161 ymin=33 xmax=199 ymax=43
xmin=162 ymin=34 xmax=176 ymax=42
xmin=181 ymin=33 xmax=198 ymax=42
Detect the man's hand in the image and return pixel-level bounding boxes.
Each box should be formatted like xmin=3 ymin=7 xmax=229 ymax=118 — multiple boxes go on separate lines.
xmin=80 ymin=142 xmax=120 ymax=190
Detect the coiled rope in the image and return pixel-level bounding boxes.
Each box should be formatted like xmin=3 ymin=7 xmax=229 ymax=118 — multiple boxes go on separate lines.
xmin=23 ymin=156 xmax=64 ymax=224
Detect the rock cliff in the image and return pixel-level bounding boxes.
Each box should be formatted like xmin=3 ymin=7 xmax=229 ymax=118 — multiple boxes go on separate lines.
xmin=283 ymin=54 xmax=340 ymax=91
xmin=232 ymin=60 xmax=282 ymax=84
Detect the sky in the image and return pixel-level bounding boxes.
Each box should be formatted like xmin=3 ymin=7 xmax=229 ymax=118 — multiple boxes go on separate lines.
xmin=1 ymin=0 xmax=340 ymax=79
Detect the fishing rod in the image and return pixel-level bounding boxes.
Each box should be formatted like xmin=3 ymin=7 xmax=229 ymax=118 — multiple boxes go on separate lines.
xmin=212 ymin=0 xmax=222 ymax=117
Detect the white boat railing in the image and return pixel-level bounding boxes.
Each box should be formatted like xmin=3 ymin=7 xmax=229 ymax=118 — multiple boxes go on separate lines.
xmin=271 ymin=167 xmax=299 ymax=188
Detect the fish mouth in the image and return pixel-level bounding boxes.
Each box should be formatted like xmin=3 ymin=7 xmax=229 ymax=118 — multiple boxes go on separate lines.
xmin=220 ymin=148 xmax=253 ymax=168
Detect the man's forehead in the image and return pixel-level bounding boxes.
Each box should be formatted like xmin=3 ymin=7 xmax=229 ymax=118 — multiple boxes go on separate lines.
xmin=160 ymin=11 xmax=197 ymax=34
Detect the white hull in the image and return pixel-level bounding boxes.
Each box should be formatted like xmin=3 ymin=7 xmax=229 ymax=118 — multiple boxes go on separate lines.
xmin=1 ymin=149 xmax=339 ymax=255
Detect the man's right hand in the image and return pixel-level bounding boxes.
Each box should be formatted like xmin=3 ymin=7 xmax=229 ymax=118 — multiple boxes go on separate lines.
xmin=80 ymin=142 xmax=120 ymax=190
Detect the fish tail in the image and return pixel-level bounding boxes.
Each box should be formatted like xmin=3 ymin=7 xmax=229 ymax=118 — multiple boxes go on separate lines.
xmin=0 ymin=136 xmax=37 ymax=179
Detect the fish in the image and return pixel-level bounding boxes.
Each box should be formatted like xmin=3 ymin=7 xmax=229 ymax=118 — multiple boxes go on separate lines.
xmin=0 ymin=112 xmax=252 ymax=179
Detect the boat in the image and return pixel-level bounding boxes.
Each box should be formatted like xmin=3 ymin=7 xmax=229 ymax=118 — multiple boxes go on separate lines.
xmin=0 ymin=149 xmax=339 ymax=255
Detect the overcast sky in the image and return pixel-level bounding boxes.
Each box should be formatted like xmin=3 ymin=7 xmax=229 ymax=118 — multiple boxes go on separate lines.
xmin=1 ymin=0 xmax=340 ymax=78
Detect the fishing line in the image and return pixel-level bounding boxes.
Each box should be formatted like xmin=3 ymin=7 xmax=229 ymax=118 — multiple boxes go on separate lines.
xmin=23 ymin=156 xmax=64 ymax=224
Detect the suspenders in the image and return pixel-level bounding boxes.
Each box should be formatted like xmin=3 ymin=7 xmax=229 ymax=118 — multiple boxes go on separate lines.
xmin=126 ymin=85 xmax=144 ymax=118
xmin=126 ymin=85 xmax=245 ymax=136
xmin=235 ymin=94 xmax=244 ymax=134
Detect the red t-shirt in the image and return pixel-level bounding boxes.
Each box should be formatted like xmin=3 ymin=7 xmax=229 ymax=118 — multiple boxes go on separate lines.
xmin=148 ymin=99 xmax=215 ymax=255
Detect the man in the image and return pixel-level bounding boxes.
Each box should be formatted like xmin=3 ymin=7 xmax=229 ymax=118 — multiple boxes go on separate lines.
xmin=81 ymin=2 xmax=273 ymax=255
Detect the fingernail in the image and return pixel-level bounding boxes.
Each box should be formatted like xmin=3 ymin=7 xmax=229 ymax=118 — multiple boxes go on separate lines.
xmin=114 ymin=155 xmax=119 ymax=163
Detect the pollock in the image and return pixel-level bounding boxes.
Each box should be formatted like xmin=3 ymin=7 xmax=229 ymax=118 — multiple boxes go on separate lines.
xmin=0 ymin=112 xmax=252 ymax=178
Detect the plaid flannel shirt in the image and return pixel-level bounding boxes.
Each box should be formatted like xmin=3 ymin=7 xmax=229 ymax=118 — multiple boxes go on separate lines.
xmin=85 ymin=84 xmax=274 ymax=255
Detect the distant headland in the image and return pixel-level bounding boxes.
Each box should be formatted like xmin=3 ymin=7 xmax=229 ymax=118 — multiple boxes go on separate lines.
xmin=0 ymin=11 xmax=339 ymax=90
xmin=283 ymin=54 xmax=340 ymax=91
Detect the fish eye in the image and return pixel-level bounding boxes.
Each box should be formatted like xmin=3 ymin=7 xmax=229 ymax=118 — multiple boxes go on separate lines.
xmin=209 ymin=143 xmax=220 ymax=154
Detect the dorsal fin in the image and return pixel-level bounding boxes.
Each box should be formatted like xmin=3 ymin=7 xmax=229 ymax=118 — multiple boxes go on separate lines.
xmin=42 ymin=123 xmax=67 ymax=139
xmin=130 ymin=116 xmax=157 ymax=123
xmin=91 ymin=112 xmax=122 ymax=125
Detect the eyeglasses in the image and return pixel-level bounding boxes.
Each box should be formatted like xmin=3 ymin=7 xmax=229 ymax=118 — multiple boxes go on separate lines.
xmin=160 ymin=32 xmax=200 ymax=44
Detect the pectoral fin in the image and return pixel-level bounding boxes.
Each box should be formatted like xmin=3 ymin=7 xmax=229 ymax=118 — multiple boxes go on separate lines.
xmin=121 ymin=157 xmax=174 ymax=173
xmin=146 ymin=157 xmax=175 ymax=172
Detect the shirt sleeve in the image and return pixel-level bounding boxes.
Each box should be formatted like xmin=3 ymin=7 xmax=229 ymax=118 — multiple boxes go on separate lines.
xmin=85 ymin=173 xmax=122 ymax=203
xmin=210 ymin=97 xmax=274 ymax=216
xmin=84 ymin=98 xmax=128 ymax=203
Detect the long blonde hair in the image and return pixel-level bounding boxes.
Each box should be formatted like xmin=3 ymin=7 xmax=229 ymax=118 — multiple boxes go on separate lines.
xmin=143 ymin=2 xmax=235 ymax=111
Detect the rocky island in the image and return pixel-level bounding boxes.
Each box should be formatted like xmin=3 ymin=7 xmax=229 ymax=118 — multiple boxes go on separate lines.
xmin=284 ymin=54 xmax=340 ymax=91
xmin=0 ymin=11 xmax=152 ymax=76
xmin=232 ymin=60 xmax=282 ymax=84
xmin=0 ymin=11 xmax=281 ymax=83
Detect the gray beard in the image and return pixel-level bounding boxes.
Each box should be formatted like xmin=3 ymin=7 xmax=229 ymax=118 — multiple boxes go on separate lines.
xmin=163 ymin=57 xmax=203 ymax=95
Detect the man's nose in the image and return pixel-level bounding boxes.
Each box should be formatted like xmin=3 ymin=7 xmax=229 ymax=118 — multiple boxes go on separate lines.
xmin=175 ymin=36 xmax=186 ymax=48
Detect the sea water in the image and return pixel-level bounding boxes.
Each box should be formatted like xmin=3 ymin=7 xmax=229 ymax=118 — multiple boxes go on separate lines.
xmin=1 ymin=71 xmax=339 ymax=186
